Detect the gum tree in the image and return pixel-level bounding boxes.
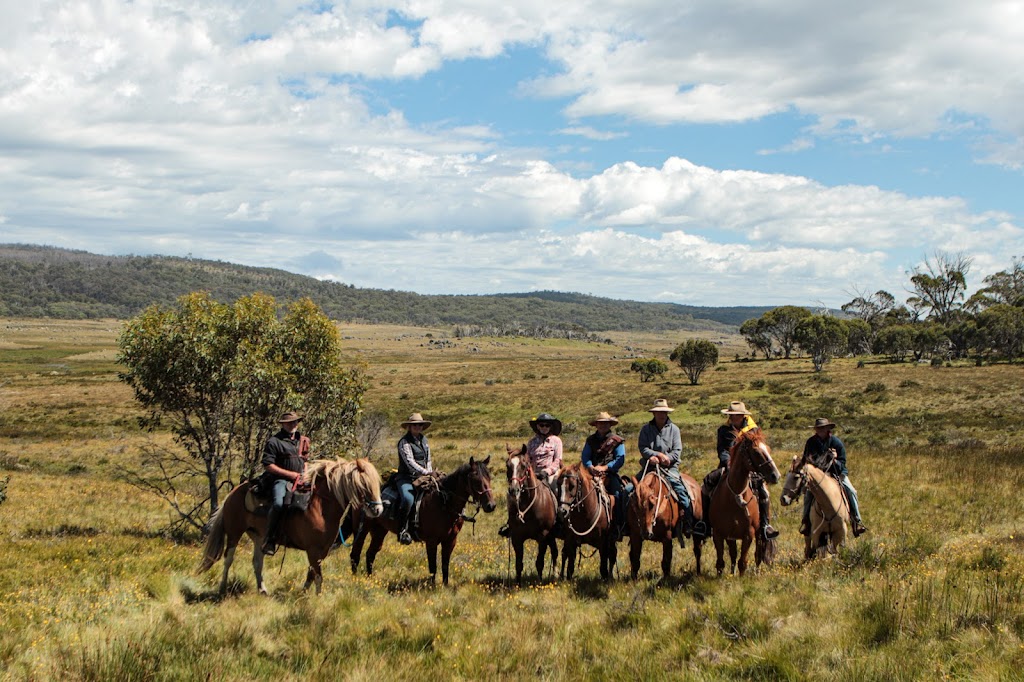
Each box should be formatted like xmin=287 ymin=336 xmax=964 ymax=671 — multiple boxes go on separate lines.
xmin=117 ymin=292 xmax=367 ymax=527
xmin=670 ymin=339 xmax=719 ymax=385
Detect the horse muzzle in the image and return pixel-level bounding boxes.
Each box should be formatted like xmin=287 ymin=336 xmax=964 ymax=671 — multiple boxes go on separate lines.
xmin=364 ymin=500 xmax=385 ymax=518
xmin=780 ymin=493 xmax=793 ymax=507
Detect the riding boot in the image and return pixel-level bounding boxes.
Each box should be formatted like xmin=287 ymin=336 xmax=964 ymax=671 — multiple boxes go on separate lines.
xmin=852 ymin=519 xmax=868 ymax=537
xmin=799 ymin=514 xmax=811 ymax=536
xmin=758 ymin=497 xmax=779 ymax=539
xmin=262 ymin=507 xmax=283 ymax=556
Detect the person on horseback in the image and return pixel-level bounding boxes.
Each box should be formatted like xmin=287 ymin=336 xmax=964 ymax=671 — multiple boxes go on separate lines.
xmin=395 ymin=412 xmax=434 ymax=545
xmin=638 ymin=398 xmax=704 ymax=545
xmin=801 ymin=418 xmax=867 ymax=537
xmin=582 ymin=411 xmax=627 ymax=537
xmin=260 ymin=411 xmax=311 ymax=556
xmin=499 ymin=412 xmax=563 ymax=538
xmin=714 ymin=401 xmax=779 ymax=539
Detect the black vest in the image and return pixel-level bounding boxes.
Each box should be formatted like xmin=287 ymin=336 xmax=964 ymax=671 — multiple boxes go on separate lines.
xmin=585 ymin=432 xmax=623 ymax=466
xmin=397 ymin=433 xmax=430 ymax=477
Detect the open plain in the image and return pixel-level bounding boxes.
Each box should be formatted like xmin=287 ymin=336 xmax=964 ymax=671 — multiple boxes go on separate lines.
xmin=1 ymin=318 xmax=1022 ymax=681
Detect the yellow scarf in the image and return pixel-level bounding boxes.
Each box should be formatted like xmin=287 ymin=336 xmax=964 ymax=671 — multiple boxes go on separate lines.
xmin=737 ymin=415 xmax=758 ymax=434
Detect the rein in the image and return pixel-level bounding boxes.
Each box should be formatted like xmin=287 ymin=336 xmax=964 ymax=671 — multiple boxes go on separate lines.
xmin=562 ymin=471 xmax=607 ymax=537
xmin=637 ymin=460 xmax=667 ymax=530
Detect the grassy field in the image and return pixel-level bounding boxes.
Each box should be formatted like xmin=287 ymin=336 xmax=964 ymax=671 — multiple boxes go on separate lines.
xmin=1 ymin=318 xmax=1023 ymax=681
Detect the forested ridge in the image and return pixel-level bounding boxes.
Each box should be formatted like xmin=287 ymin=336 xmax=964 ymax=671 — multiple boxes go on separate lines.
xmin=0 ymin=244 xmax=767 ymax=330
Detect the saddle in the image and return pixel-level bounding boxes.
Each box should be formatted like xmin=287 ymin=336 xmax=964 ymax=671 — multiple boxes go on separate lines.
xmin=244 ymin=477 xmax=313 ymax=515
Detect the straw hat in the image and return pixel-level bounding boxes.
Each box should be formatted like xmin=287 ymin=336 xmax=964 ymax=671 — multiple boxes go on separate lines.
xmin=810 ymin=418 xmax=836 ymax=430
xmin=588 ymin=411 xmax=620 ymax=427
xmin=530 ymin=412 xmax=563 ymax=436
xmin=721 ymin=401 xmax=751 ymax=415
xmin=648 ymin=398 xmax=674 ymax=413
xmin=278 ymin=412 xmax=303 ymax=423
xmin=401 ymin=413 xmax=432 ymax=428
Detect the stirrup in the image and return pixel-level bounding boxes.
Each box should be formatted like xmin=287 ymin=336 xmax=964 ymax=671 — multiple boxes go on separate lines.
xmin=398 ymin=530 xmax=413 ymax=545
xmin=498 ymin=523 xmax=510 ymax=538
xmin=799 ymin=520 xmax=810 ymax=536
xmin=261 ymin=541 xmax=278 ymax=556
xmin=692 ymin=520 xmax=707 ymax=538
xmin=763 ymin=524 xmax=779 ymax=539
xmin=853 ymin=522 xmax=868 ymax=537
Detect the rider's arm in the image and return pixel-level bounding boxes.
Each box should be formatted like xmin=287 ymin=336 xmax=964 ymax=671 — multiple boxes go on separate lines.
xmin=832 ymin=438 xmax=848 ymax=476
xmin=665 ymin=425 xmax=682 ymax=466
xmin=551 ymin=437 xmax=563 ymax=475
xmin=607 ymin=442 xmax=626 ymax=474
xmin=399 ymin=441 xmax=431 ymax=476
xmin=581 ymin=441 xmax=595 ymax=469
xmin=265 ymin=463 xmax=301 ymax=482
xmin=716 ymin=426 xmax=731 ymax=467
xmin=638 ymin=424 xmax=658 ymax=460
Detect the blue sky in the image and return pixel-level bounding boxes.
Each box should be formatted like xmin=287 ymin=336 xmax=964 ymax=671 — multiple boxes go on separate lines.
xmin=2 ymin=1 xmax=1023 ymax=308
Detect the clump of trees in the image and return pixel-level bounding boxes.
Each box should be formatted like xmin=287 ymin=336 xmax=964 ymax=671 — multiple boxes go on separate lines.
xmin=117 ymin=292 xmax=367 ymax=529
xmin=671 ymin=339 xmax=719 ymax=385
xmin=630 ymin=358 xmax=668 ymax=382
xmin=740 ymin=252 xmax=1024 ymax=370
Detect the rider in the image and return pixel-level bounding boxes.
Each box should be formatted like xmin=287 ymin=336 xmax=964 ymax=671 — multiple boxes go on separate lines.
xmin=499 ymin=412 xmax=563 ymax=538
xmin=395 ymin=412 xmax=434 ymax=545
xmin=638 ymin=398 xmax=704 ymax=545
xmin=260 ymin=411 xmax=310 ymax=556
xmin=582 ymin=411 xmax=627 ymax=537
xmin=715 ymin=401 xmax=779 ymax=539
xmin=800 ymin=417 xmax=868 ymax=537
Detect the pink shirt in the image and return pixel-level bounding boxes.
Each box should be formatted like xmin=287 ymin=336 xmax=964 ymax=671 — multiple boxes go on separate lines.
xmin=527 ymin=434 xmax=563 ymax=479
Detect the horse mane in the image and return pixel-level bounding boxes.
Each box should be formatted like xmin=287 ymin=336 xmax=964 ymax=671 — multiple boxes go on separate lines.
xmin=730 ymin=427 xmax=766 ymax=457
xmin=441 ymin=461 xmax=474 ymax=492
xmin=305 ymin=457 xmax=382 ymax=506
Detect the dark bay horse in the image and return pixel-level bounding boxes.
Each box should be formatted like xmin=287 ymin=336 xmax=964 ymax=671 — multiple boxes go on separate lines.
xmin=505 ymin=444 xmax=559 ymax=583
xmin=780 ymin=455 xmax=849 ymax=559
xmin=198 ymin=458 xmax=384 ymax=595
xmin=350 ymin=456 xmax=497 ymax=585
xmin=627 ymin=468 xmax=705 ymax=580
xmin=707 ymin=429 xmax=780 ymax=576
xmin=557 ymin=462 xmax=616 ymax=580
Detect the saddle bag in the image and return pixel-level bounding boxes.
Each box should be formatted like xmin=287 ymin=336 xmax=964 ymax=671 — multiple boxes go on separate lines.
xmin=284 ymin=483 xmax=313 ymax=512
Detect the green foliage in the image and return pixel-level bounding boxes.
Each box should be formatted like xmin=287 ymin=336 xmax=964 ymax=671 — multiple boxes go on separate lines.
xmin=760 ymin=305 xmax=813 ymax=359
xmin=670 ymin=338 xmax=719 ymax=385
xmin=629 ymin=358 xmax=667 ymax=382
xmin=906 ymin=251 xmax=972 ymax=324
xmin=739 ymin=317 xmax=773 ymax=359
xmin=117 ymin=292 xmax=366 ymax=523
xmin=977 ymin=304 xmax=1024 ymax=360
xmin=876 ymin=325 xmax=915 ymax=362
xmin=794 ymin=314 xmax=848 ymax=371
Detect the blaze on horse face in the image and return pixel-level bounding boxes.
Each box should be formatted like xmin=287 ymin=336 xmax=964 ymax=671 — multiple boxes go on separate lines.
xmin=469 ymin=456 xmax=497 ymax=513
xmin=780 ymin=455 xmax=807 ymax=507
xmin=746 ymin=438 xmax=781 ymax=484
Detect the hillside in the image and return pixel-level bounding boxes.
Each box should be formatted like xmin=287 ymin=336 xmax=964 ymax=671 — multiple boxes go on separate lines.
xmin=0 ymin=244 xmax=770 ymax=331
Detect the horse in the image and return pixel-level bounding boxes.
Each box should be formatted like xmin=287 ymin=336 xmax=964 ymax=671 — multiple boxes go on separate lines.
xmin=349 ymin=456 xmax=497 ymax=586
xmin=197 ymin=457 xmax=384 ymax=596
xmin=780 ymin=454 xmax=849 ymax=559
xmin=626 ymin=466 xmax=705 ymax=580
xmin=706 ymin=429 xmax=780 ymax=576
xmin=505 ymin=444 xmax=559 ymax=583
xmin=557 ymin=462 xmax=617 ymax=581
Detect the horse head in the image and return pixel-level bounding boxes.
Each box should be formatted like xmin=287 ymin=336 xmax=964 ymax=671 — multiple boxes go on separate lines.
xmin=351 ymin=458 xmax=385 ymax=518
xmin=556 ymin=463 xmax=583 ymax=520
xmin=780 ymin=455 xmax=807 ymax=506
xmin=632 ymin=474 xmax=665 ymax=540
xmin=467 ymin=455 xmax=497 ymax=513
xmin=734 ymin=429 xmax=781 ymax=484
xmin=505 ymin=444 xmax=530 ymax=497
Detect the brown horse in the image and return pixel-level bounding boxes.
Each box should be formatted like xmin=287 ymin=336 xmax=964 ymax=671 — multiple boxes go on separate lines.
xmin=780 ymin=454 xmax=849 ymax=559
xmin=198 ymin=458 xmax=384 ymax=596
xmin=350 ymin=456 xmax=497 ymax=585
xmin=504 ymin=444 xmax=559 ymax=583
xmin=557 ymin=462 xmax=616 ymax=580
xmin=706 ymin=429 xmax=780 ymax=576
xmin=627 ymin=468 xmax=705 ymax=579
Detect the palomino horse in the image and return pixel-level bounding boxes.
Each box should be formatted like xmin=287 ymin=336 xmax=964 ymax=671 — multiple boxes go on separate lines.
xmin=627 ymin=467 xmax=705 ymax=579
xmin=780 ymin=454 xmax=849 ymax=559
xmin=706 ymin=429 xmax=780 ymax=576
xmin=350 ymin=456 xmax=497 ymax=586
xmin=198 ymin=458 xmax=384 ymax=596
xmin=505 ymin=444 xmax=559 ymax=583
xmin=557 ymin=462 xmax=617 ymax=580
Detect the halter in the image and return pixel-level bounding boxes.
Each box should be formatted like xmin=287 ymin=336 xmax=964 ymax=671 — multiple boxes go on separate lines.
xmin=508 ymin=459 xmax=546 ymax=521
xmin=560 ymin=469 xmax=608 ymax=537
xmin=636 ymin=460 xmax=667 ymax=533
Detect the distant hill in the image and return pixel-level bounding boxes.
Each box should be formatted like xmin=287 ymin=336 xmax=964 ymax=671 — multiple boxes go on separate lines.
xmin=0 ymin=244 xmax=771 ymax=331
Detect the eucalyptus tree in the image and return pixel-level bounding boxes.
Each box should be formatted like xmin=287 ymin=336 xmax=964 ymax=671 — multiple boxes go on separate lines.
xmin=670 ymin=339 xmax=719 ymax=385
xmin=794 ymin=315 xmax=849 ymax=372
xmin=761 ymin=306 xmax=813 ymax=359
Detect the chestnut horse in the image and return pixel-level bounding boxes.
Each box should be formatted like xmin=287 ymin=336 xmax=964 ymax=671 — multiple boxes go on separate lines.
xmin=627 ymin=467 xmax=705 ymax=579
xmin=780 ymin=454 xmax=849 ymax=559
xmin=350 ymin=456 xmax=497 ymax=585
xmin=198 ymin=458 xmax=384 ymax=596
xmin=505 ymin=444 xmax=559 ymax=583
xmin=557 ymin=462 xmax=617 ymax=580
xmin=706 ymin=429 xmax=780 ymax=576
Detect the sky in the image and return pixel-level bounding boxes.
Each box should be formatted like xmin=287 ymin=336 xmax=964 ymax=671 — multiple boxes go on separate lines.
xmin=2 ymin=1 xmax=1023 ymax=308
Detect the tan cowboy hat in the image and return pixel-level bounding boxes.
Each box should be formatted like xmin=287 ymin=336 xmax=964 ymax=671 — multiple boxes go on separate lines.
xmin=811 ymin=418 xmax=837 ymax=429
xmin=530 ymin=412 xmax=563 ymax=436
xmin=401 ymin=412 xmax=432 ymax=428
xmin=648 ymin=398 xmax=674 ymax=413
xmin=721 ymin=401 xmax=751 ymax=415
xmin=588 ymin=411 xmax=620 ymax=426
xmin=278 ymin=411 xmax=303 ymax=423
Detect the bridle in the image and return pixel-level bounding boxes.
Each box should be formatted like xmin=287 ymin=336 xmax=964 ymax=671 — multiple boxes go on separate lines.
xmin=508 ymin=456 xmax=544 ymax=520
xmin=559 ymin=468 xmax=607 ymax=537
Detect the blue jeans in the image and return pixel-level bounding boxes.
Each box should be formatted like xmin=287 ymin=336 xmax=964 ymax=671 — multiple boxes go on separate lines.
xmin=396 ymin=478 xmax=415 ymax=520
xmin=803 ymin=474 xmax=861 ymax=522
xmin=270 ymin=478 xmax=290 ymax=512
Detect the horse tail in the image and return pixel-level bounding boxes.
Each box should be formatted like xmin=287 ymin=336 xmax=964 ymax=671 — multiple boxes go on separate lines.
xmin=196 ymin=505 xmax=226 ymax=574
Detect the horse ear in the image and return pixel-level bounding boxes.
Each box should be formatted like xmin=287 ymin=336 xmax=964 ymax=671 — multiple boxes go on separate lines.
xmin=483 ymin=455 xmax=490 ymax=465
xmin=469 ymin=456 xmax=476 ymax=465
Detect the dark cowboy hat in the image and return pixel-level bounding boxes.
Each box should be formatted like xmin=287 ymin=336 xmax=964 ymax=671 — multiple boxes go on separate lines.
xmin=401 ymin=412 xmax=432 ymax=428
xmin=530 ymin=412 xmax=563 ymax=436
xmin=810 ymin=418 xmax=837 ymax=430
xmin=588 ymin=411 xmax=620 ymax=427
xmin=278 ymin=411 xmax=303 ymax=423
xmin=721 ymin=401 xmax=751 ymax=415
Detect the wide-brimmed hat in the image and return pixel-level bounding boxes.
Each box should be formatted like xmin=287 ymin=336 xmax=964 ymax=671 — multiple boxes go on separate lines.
xmin=530 ymin=412 xmax=563 ymax=436
xmin=278 ymin=411 xmax=304 ymax=423
xmin=721 ymin=401 xmax=751 ymax=416
xmin=588 ymin=411 xmax=620 ymax=427
xmin=401 ymin=413 xmax=432 ymax=428
xmin=648 ymin=398 xmax=674 ymax=413
xmin=810 ymin=418 xmax=837 ymax=430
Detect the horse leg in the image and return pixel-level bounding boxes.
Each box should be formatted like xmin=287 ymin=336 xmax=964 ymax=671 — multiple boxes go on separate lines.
xmin=303 ymin=551 xmax=324 ymax=594
xmin=250 ymin=544 xmax=268 ymax=596
xmin=350 ymin=524 xmax=367 ymax=575
xmin=727 ymin=539 xmax=738 ymax=575
xmin=220 ymin=544 xmax=236 ymax=596
xmin=661 ymin=539 xmax=673 ymax=581
xmin=713 ymin=534 xmax=726 ymax=576
xmin=629 ymin=534 xmax=642 ymax=580
xmin=365 ymin=528 xmax=386 ymax=576
xmin=563 ymin=540 xmax=576 ymax=580
xmin=601 ymin=537 xmax=617 ymax=581
xmin=514 ymin=538 xmax=526 ymax=584
xmin=441 ymin=538 xmax=456 ymax=587
xmin=426 ymin=541 xmax=439 ymax=585
xmin=533 ymin=539 xmax=545 ymax=582
xmin=692 ymin=538 xmax=703 ymax=576
xmin=548 ymin=536 xmax=559 ymax=581
xmin=737 ymin=537 xmax=751 ymax=576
